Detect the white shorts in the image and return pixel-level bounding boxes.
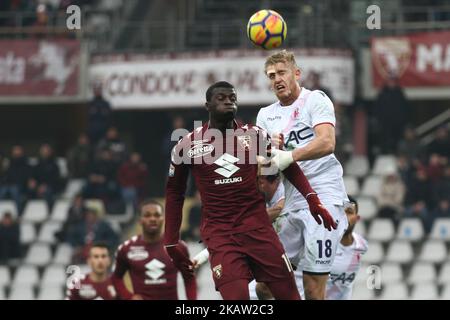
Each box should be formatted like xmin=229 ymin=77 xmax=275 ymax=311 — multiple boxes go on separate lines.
xmin=277 ymin=204 xmax=348 ymax=273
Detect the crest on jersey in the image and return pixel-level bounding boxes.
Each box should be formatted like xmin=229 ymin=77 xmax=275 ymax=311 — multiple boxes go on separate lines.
xmin=79 ymin=284 xmax=97 ymax=299
xmin=213 ymin=264 xmax=222 ymax=279
xmin=128 ymin=246 xmax=149 ymax=261
xmin=237 ymin=135 xmax=251 ymax=151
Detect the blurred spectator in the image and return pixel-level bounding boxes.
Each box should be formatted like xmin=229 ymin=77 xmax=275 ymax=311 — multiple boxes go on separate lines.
xmin=96 ymin=127 xmax=128 ymax=164
xmin=396 ymin=155 xmax=415 ymax=186
xmin=404 ymin=201 xmax=432 ymax=233
xmin=87 ymin=81 xmax=113 ymax=145
xmin=0 ymin=212 xmax=20 ymax=264
xmin=397 ymin=127 xmax=423 ymax=160
xmin=67 ymin=133 xmax=93 ymax=179
xmin=377 ymin=173 xmax=406 ymax=222
xmin=434 ymin=166 xmax=450 ymax=203
xmin=56 ymin=194 xmax=87 ymax=242
xmin=427 ymin=126 xmax=449 ymax=158
xmin=430 ymin=199 xmax=450 ymax=221
xmin=161 ymin=116 xmax=186 ymax=163
xmin=0 ymin=145 xmax=32 ymax=212
xmin=373 ymin=74 xmax=410 ymax=153
xmin=181 ymin=191 xmax=202 ymax=242
xmin=404 ymin=168 xmax=433 ymax=209
xmin=30 ymin=4 xmax=49 ymax=39
xmin=67 ymin=208 xmax=119 ymax=264
xmin=426 ymin=153 xmax=447 ymax=184
xmin=117 ymin=152 xmax=149 ymax=208
xmin=304 ymin=71 xmax=333 ymax=101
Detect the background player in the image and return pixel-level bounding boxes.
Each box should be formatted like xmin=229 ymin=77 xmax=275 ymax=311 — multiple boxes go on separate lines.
xmin=111 ymin=199 xmax=197 ymax=300
xmin=66 ymin=243 xmax=117 ymax=300
xmin=257 ymin=50 xmax=348 ymax=299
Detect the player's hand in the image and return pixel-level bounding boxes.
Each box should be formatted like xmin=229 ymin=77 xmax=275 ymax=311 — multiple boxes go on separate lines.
xmin=131 ymin=294 xmax=143 ymax=300
xmin=165 ymin=244 xmax=194 ymax=277
xmin=306 ymin=193 xmax=337 ymax=231
xmin=270 ymin=148 xmax=294 ymax=171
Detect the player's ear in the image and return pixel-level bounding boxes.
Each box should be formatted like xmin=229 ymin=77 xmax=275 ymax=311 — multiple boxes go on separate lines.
xmin=205 ymin=101 xmax=210 ymax=112
xmin=295 ymin=68 xmax=301 ymax=81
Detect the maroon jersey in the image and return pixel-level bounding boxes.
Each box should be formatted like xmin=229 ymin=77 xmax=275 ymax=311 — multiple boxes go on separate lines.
xmin=112 ymin=235 xmax=191 ymax=300
xmin=166 ymin=122 xmax=272 ymax=243
xmin=66 ymin=274 xmax=117 ymax=300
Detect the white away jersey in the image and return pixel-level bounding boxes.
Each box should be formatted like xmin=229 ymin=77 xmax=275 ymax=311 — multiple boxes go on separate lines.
xmin=326 ymin=232 xmax=368 ymax=300
xmin=256 ymin=87 xmax=348 ymax=210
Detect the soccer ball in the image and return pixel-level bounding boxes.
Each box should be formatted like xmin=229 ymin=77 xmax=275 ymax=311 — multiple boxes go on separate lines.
xmin=247 ymin=9 xmax=287 ymax=50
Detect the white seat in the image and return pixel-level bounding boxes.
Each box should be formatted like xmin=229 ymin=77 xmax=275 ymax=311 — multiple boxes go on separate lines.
xmin=50 ymin=199 xmax=71 ymax=222
xmin=361 ymin=176 xmax=384 ymax=198
xmin=20 ymin=223 xmax=36 ymax=244
xmin=380 ymin=263 xmax=403 ymax=284
xmin=441 ymin=284 xmax=450 ymax=300
xmin=372 ymin=155 xmax=398 ymax=176
xmin=57 ymin=157 xmax=68 ymax=179
xmin=343 ymin=176 xmax=359 ymax=197
xmin=0 ymin=266 xmax=11 ymax=287
xmin=368 ymin=218 xmax=395 ymax=242
xmin=37 ymin=285 xmax=63 ymax=300
xmin=397 ymin=218 xmax=424 ymax=241
xmin=352 ymin=284 xmax=375 ymax=300
xmin=25 ymin=243 xmax=52 ymax=266
xmin=41 ymin=265 xmax=67 ymax=287
xmin=430 ymin=218 xmax=450 ymax=241
xmin=12 ymin=265 xmax=39 ymax=286
xmin=354 ymin=263 xmax=371 ymax=285
xmin=62 ymin=179 xmax=85 ymax=200
xmin=0 ymin=286 xmax=5 ymax=300
xmin=379 ymin=283 xmax=408 ymax=300
xmin=22 ymin=200 xmax=49 ymax=224
xmin=355 ymin=196 xmax=378 ymax=220
xmin=418 ymin=240 xmax=447 ymax=263
xmin=385 ymin=241 xmax=414 ymax=264
xmin=408 ymin=262 xmax=436 ymax=284
xmin=345 ymin=155 xmax=369 ymax=178
xmin=362 ymin=241 xmax=384 ymax=264
xmin=53 ymin=244 xmax=73 ymax=265
xmin=0 ymin=200 xmax=18 ymax=219
xmin=354 ymin=222 xmax=366 ymax=237
xmin=438 ymin=262 xmax=450 ymax=284
xmin=8 ymin=285 xmax=34 ymax=300
xmin=411 ymin=283 xmax=438 ymax=300
xmin=38 ymin=221 xmax=62 ymax=243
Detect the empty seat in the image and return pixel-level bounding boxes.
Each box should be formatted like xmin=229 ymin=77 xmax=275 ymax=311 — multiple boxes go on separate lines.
xmin=372 ymin=155 xmax=397 ymax=176
xmin=408 ymin=262 xmax=436 ymax=284
xmin=38 ymin=221 xmax=62 ymax=243
xmin=22 ymin=200 xmax=49 ymax=224
xmin=362 ymin=241 xmax=384 ymax=264
xmin=354 ymin=222 xmax=366 ymax=237
xmin=438 ymin=262 xmax=450 ymax=284
xmin=441 ymin=284 xmax=450 ymax=300
xmin=418 ymin=240 xmax=447 ymax=263
xmin=385 ymin=241 xmax=414 ymax=264
xmin=397 ymin=218 xmax=424 ymax=241
xmin=355 ymin=196 xmax=378 ymax=220
xmin=50 ymin=199 xmax=71 ymax=222
xmin=0 ymin=200 xmax=18 ymax=219
xmin=25 ymin=243 xmax=52 ymax=266
xmin=0 ymin=286 xmax=4 ymax=300
xmin=380 ymin=262 xmax=403 ymax=284
xmin=343 ymin=176 xmax=359 ymax=197
xmin=368 ymin=218 xmax=395 ymax=242
xmin=0 ymin=266 xmax=11 ymax=287
xmin=379 ymin=283 xmax=408 ymax=300
xmin=37 ymin=285 xmax=64 ymax=300
xmin=62 ymin=179 xmax=85 ymax=200
xmin=411 ymin=283 xmax=438 ymax=300
xmin=8 ymin=285 xmax=35 ymax=300
xmin=345 ymin=155 xmax=369 ymax=178
xmin=12 ymin=265 xmax=39 ymax=286
xmin=20 ymin=223 xmax=36 ymax=244
xmin=352 ymin=284 xmax=375 ymax=300
xmin=41 ymin=265 xmax=67 ymax=287
xmin=430 ymin=218 xmax=450 ymax=241
xmin=53 ymin=244 xmax=73 ymax=265
xmin=361 ymin=176 xmax=383 ymax=198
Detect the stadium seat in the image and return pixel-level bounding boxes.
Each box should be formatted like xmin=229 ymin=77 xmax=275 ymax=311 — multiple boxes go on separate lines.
xmin=352 ymin=284 xmax=375 ymax=300
xmin=345 ymin=155 xmax=369 ymax=178
xmin=25 ymin=243 xmax=52 ymax=266
xmin=12 ymin=266 xmax=39 ymax=286
xmin=430 ymin=218 xmax=450 ymax=241
xmin=361 ymin=176 xmax=383 ymax=198
xmin=62 ymin=179 xmax=85 ymax=200
xmin=22 ymin=200 xmax=49 ymax=224
xmin=0 ymin=286 xmax=4 ymax=300
xmin=380 ymin=262 xmax=403 ymax=283
xmin=438 ymin=262 xmax=450 ymax=284
xmin=353 ymin=222 xmax=366 ymax=237
xmin=50 ymin=199 xmax=71 ymax=222
xmin=411 ymin=283 xmax=438 ymax=300
xmin=407 ymin=262 xmax=437 ymax=284
xmin=343 ymin=176 xmax=359 ymax=196
xmin=354 ymin=263 xmax=371 ymax=285
xmin=0 ymin=266 xmax=11 ymax=288
xmin=38 ymin=221 xmax=63 ymax=243
xmin=37 ymin=285 xmax=64 ymax=300
xmin=385 ymin=241 xmax=414 ymax=264
xmin=57 ymin=157 xmax=69 ymax=179
xmin=53 ymin=244 xmax=73 ymax=265
xmin=41 ymin=265 xmax=67 ymax=287
xmin=418 ymin=240 xmax=447 ymax=263
xmin=441 ymin=284 xmax=450 ymax=300
xmin=0 ymin=200 xmax=18 ymax=219
xmin=362 ymin=241 xmax=383 ymax=264
xmin=20 ymin=223 xmax=36 ymax=244
xmin=355 ymin=196 xmax=377 ymax=220
xmin=396 ymin=218 xmax=424 ymax=241
xmin=367 ymin=218 xmax=395 ymax=242
xmin=8 ymin=285 xmax=35 ymax=300
xmin=372 ymin=155 xmax=397 ymax=176
xmin=378 ymin=283 xmax=408 ymax=300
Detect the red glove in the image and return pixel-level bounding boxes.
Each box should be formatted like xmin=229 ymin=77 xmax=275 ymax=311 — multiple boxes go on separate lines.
xmin=306 ymin=193 xmax=337 ymax=231
xmin=165 ymin=244 xmax=194 ymax=277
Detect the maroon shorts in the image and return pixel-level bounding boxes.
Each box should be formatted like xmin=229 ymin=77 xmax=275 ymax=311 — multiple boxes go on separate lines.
xmin=204 ymin=226 xmax=294 ymax=290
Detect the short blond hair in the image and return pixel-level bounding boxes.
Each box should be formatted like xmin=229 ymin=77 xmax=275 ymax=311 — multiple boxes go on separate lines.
xmin=264 ymin=50 xmax=299 ymax=73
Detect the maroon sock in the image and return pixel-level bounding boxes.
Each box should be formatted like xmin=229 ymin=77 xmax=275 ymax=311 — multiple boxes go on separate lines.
xmin=219 ymin=279 xmax=250 ymax=300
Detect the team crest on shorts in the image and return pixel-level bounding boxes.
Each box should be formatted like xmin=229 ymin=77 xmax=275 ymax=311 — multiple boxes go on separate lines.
xmin=213 ymin=264 xmax=222 ymax=279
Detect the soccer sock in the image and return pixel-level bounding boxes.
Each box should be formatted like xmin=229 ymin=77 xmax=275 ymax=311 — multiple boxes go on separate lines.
xmin=219 ymin=279 xmax=250 ymax=300
xmin=265 ymin=278 xmax=302 ymax=300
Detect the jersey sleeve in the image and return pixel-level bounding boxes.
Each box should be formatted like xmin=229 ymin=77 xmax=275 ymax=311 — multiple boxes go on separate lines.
xmin=355 ymin=233 xmax=369 ymax=254
xmin=178 ymin=241 xmax=197 ymax=300
xmin=309 ymin=90 xmax=336 ymax=128
xmin=256 ymin=108 xmax=269 ymax=132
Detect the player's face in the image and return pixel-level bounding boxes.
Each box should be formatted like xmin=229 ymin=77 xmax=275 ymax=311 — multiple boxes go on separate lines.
xmin=140 ymin=204 xmax=164 ymax=235
xmin=206 ymin=88 xmax=237 ymax=122
xmin=266 ymin=62 xmax=300 ymax=103
xmin=345 ymin=203 xmax=359 ymax=228
xmin=88 ymin=247 xmax=111 ymax=275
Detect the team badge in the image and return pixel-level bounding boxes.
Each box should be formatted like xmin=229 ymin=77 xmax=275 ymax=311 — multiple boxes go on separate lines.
xmin=213 ymin=264 xmax=222 ymax=279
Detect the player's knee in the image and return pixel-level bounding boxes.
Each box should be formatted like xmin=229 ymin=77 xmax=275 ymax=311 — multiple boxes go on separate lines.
xmin=255 ymin=282 xmax=273 ymax=300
